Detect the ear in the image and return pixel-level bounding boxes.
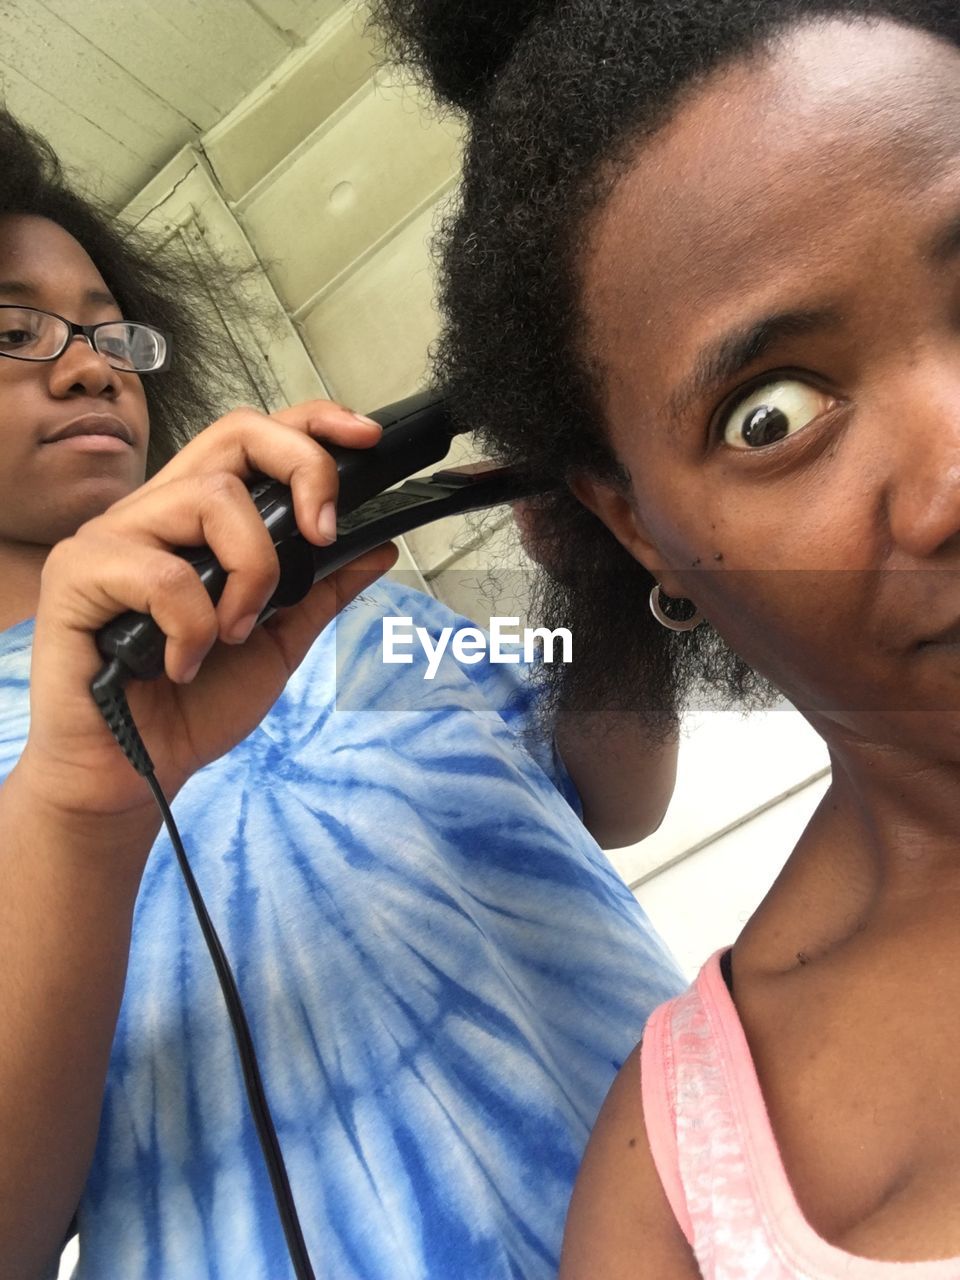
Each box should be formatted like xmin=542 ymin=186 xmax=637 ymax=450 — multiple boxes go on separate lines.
xmin=570 ymin=473 xmax=690 ymax=601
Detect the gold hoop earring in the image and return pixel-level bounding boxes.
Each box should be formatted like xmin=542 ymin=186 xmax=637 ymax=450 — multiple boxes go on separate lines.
xmin=649 ymin=584 xmax=704 ymax=633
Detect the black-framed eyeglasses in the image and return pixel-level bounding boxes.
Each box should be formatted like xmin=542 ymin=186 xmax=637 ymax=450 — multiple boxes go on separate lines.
xmin=0 ymin=305 xmax=170 ymax=373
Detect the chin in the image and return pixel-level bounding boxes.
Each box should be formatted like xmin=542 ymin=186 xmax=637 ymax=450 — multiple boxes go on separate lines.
xmin=35 ymin=479 xmax=140 ymax=546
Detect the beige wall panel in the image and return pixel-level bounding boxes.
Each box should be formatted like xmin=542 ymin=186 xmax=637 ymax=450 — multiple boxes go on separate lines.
xmin=2 ymin=0 xmax=345 ymax=211
xmin=298 ymin=202 xmax=444 ymax=410
xmin=250 ymin=0 xmax=347 ymax=41
xmin=119 ymin=0 xmax=291 ymax=88
xmin=39 ymin=0 xmax=284 ymax=129
xmin=242 ymin=85 xmax=461 ymax=311
xmin=0 ymin=2 xmax=196 ymax=160
xmin=0 ymin=60 xmax=134 ymax=209
xmin=123 ymin=150 xmax=328 ymax=411
xmin=204 ymin=12 xmax=375 ymax=203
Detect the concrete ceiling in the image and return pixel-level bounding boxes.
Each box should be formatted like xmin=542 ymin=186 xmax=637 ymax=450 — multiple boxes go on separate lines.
xmin=0 ymin=0 xmax=346 ymax=209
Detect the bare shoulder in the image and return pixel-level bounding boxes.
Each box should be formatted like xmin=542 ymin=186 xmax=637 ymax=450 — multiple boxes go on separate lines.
xmin=559 ymin=1041 xmax=702 ymax=1280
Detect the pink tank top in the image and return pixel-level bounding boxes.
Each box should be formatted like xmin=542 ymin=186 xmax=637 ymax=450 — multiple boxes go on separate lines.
xmin=641 ymin=950 xmax=960 ymax=1278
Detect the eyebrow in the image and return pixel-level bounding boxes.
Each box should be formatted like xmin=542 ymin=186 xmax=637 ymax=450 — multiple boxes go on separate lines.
xmin=667 ymin=306 xmax=842 ymax=420
xmin=0 ymin=280 xmax=118 ymax=308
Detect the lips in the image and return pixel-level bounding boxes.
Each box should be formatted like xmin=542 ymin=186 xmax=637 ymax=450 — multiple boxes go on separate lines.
xmin=43 ymin=414 xmax=133 ymax=445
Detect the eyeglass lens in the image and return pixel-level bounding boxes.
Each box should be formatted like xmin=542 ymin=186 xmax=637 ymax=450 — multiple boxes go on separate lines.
xmin=95 ymin=323 xmax=166 ymax=371
xmin=0 ymin=307 xmax=166 ymax=371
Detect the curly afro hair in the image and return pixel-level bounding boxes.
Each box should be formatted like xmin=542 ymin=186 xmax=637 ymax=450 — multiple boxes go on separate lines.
xmin=371 ymin=0 xmax=960 ymax=735
xmin=0 ymin=109 xmax=256 ymax=478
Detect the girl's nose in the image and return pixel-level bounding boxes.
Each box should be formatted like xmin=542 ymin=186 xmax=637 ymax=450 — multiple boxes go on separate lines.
xmin=46 ymin=335 xmax=123 ymax=400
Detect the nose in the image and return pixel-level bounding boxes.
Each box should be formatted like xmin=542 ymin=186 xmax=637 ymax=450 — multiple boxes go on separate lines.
xmin=45 ymin=334 xmax=124 ymax=401
xmin=883 ymin=360 xmax=960 ymax=561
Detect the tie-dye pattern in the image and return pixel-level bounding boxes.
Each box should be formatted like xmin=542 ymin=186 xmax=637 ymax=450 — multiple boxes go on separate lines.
xmin=1 ymin=582 xmax=682 ymax=1280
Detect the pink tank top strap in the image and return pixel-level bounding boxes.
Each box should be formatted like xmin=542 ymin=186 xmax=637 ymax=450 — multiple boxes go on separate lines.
xmin=640 ymin=995 xmax=695 ymax=1244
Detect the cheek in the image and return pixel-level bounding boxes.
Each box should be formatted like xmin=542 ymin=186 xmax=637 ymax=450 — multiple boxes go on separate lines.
xmin=636 ymin=492 xmax=730 ymax=575
xmin=692 ymin=564 xmax=886 ymax=712
xmin=655 ymin=459 xmax=872 ymax=582
xmin=0 ymin=378 xmax=45 ymax=438
xmin=124 ymin=377 xmax=151 ymax=433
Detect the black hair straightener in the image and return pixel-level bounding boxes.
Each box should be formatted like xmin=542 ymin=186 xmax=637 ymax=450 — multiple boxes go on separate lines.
xmin=94 ymin=389 xmax=546 ymax=686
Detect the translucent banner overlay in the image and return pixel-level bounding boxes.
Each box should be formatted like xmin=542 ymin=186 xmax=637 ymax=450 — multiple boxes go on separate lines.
xmin=329 ymin=567 xmax=960 ymax=717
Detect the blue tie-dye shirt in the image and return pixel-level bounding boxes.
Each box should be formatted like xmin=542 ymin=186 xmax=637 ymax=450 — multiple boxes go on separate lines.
xmin=0 ymin=580 xmax=682 ymax=1280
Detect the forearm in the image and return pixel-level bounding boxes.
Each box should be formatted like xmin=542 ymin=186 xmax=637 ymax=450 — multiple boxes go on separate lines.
xmin=556 ymin=712 xmax=678 ymax=849
xmin=0 ymin=761 xmax=159 ymax=1279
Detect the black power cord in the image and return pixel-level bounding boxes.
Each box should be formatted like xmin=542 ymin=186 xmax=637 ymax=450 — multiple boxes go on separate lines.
xmin=90 ymin=658 xmax=316 ymax=1280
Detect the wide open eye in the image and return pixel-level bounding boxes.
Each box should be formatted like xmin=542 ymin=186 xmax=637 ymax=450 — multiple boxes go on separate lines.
xmin=721 ymin=378 xmax=836 ymax=450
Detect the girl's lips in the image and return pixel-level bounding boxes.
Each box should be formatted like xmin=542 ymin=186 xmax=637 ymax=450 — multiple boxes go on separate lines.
xmin=43 ymin=434 xmax=132 ymax=452
xmin=42 ymin=413 xmax=133 ymax=445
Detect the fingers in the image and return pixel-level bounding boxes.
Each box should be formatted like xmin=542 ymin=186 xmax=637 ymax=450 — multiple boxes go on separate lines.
xmin=160 ymin=400 xmax=382 ymax=481
xmin=42 ymin=528 xmax=225 ymax=685
xmin=270 ymin=399 xmax=381 ymax=440
xmin=116 ymin=399 xmax=382 ymax=550
xmin=53 ymin=398 xmax=389 ymax=685
xmin=80 ymin=466 xmax=338 ymax=678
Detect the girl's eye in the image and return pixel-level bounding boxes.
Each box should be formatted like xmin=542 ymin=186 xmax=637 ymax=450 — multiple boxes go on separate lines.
xmin=720 ymin=378 xmax=836 ymax=450
xmin=0 ymin=327 xmax=37 ymax=349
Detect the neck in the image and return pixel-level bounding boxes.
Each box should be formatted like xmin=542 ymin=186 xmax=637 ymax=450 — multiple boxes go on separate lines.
xmin=740 ymin=726 xmax=960 ymax=977
xmin=824 ymin=739 xmax=960 ymax=890
xmin=0 ymin=540 xmax=48 ymax=631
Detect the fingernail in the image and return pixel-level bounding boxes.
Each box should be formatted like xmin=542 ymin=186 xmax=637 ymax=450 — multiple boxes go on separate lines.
xmin=351 ymin=412 xmax=380 ymax=428
xmin=318 ymin=501 xmax=338 ymax=543
xmin=181 ymin=659 xmax=202 ymax=684
xmin=226 ymin=613 xmax=258 ymax=644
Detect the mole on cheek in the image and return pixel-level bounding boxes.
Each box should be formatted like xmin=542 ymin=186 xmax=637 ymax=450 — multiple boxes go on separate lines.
xmin=714 ymin=553 xmax=725 ymax=562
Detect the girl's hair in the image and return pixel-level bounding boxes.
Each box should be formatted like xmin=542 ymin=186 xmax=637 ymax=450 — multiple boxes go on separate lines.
xmin=372 ymin=0 xmax=960 ymax=734
xmin=0 ymin=109 xmax=255 ymax=478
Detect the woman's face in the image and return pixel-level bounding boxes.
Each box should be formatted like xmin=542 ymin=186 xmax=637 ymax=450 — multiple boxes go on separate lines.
xmin=0 ymin=214 xmax=150 ymax=549
xmin=580 ymin=18 xmax=960 ymax=756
